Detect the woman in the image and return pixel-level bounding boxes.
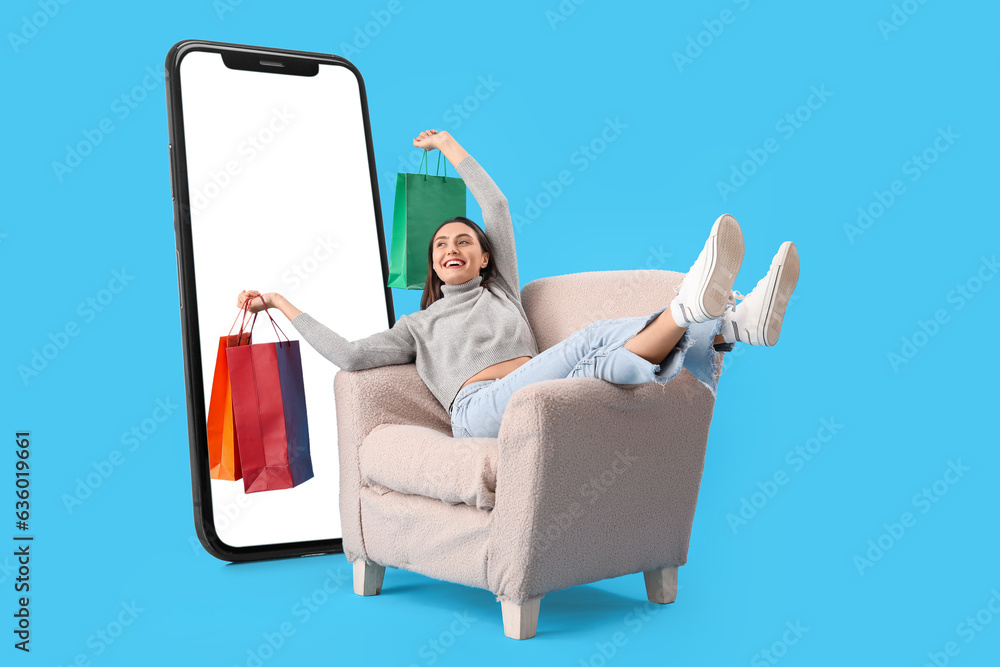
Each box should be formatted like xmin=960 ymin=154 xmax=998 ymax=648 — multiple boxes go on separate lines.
xmin=237 ymin=129 xmax=800 ymax=439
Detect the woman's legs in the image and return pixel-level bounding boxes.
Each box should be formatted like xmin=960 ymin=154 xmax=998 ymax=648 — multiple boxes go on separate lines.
xmin=450 ymin=306 xmax=729 ymax=438
xmin=449 ymin=213 xmax=750 ymax=438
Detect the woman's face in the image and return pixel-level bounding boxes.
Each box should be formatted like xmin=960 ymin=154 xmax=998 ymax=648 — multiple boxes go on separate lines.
xmin=432 ymin=222 xmax=489 ymax=285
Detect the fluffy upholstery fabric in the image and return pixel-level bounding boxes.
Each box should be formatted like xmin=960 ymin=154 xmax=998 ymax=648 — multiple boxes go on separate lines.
xmin=333 ymin=269 xmax=723 ymax=605
xmin=360 ymin=486 xmax=491 ymax=589
xmin=486 ymin=373 xmax=713 ymax=603
xmin=359 ymin=424 xmax=498 ymax=510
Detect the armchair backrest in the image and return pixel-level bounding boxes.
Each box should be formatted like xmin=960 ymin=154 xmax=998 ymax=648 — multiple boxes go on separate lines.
xmin=521 ymin=269 xmax=685 ymax=352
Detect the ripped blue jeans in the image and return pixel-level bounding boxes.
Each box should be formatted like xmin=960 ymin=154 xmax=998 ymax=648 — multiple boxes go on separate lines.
xmin=449 ymin=304 xmax=734 ymax=439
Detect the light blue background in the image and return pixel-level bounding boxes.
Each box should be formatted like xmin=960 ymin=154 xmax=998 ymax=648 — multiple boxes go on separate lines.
xmin=4 ymin=0 xmax=998 ymax=664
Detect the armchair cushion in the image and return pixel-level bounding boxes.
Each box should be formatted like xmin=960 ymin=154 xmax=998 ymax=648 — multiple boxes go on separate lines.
xmin=359 ymin=424 xmax=499 ymax=510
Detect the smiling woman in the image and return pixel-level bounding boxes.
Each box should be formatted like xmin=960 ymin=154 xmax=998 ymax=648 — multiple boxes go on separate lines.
xmin=422 ymin=216 xmax=501 ymax=308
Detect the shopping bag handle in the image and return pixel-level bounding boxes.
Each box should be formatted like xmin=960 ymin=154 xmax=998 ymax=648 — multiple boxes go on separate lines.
xmin=418 ymin=148 xmax=448 ymax=183
xmin=227 ymin=297 xmax=255 ymax=339
xmin=234 ymin=296 xmax=291 ymax=348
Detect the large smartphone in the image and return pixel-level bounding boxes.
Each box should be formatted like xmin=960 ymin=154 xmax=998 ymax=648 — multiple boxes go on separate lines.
xmin=165 ymin=40 xmax=395 ymax=562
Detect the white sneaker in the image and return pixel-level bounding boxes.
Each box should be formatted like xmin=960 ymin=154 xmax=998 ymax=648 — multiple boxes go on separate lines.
xmin=670 ymin=214 xmax=745 ymax=326
xmin=722 ymin=241 xmax=799 ymax=346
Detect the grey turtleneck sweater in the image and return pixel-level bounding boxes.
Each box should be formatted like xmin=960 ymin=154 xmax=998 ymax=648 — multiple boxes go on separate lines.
xmin=288 ymin=154 xmax=539 ymax=414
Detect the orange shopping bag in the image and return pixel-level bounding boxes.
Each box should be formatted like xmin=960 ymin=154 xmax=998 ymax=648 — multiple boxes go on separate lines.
xmin=206 ymin=305 xmax=252 ymax=481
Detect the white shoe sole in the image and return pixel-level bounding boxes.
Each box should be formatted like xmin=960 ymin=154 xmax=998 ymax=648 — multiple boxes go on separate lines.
xmin=744 ymin=241 xmax=799 ymax=346
xmin=689 ymin=214 xmax=744 ymax=321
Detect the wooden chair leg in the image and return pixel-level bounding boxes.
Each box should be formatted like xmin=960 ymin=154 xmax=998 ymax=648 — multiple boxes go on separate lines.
xmin=353 ymin=560 xmax=385 ymax=596
xmin=643 ymin=566 xmax=678 ymax=604
xmin=501 ymin=596 xmax=542 ymax=640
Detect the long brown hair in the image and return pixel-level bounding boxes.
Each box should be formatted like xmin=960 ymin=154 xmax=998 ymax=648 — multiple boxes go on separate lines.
xmin=420 ymin=216 xmax=504 ymax=310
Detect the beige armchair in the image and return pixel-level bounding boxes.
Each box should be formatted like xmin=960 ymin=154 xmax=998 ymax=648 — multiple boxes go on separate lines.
xmin=334 ymin=270 xmax=725 ymax=639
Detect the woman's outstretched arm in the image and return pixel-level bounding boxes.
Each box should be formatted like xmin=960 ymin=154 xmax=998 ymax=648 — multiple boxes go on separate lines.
xmin=414 ymin=130 xmax=522 ymax=299
xmin=237 ymin=290 xmax=416 ymax=371
xmin=239 ymin=290 xmax=302 ymax=321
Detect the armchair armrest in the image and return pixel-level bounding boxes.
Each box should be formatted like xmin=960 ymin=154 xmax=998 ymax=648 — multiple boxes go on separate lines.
xmin=333 ymin=363 xmax=450 ymax=561
xmin=486 ymin=371 xmax=716 ymax=604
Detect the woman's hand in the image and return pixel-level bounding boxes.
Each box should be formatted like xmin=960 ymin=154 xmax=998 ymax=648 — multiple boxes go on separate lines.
xmin=236 ymin=290 xmax=272 ymax=314
xmin=236 ymin=290 xmax=302 ymax=321
xmin=413 ymin=129 xmax=452 ymax=152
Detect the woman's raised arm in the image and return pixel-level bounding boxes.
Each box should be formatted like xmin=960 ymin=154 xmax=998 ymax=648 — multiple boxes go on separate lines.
xmin=413 ymin=131 xmax=522 ymax=298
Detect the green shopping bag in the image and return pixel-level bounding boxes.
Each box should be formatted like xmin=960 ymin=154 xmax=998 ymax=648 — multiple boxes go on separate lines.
xmin=387 ymin=150 xmax=466 ymax=289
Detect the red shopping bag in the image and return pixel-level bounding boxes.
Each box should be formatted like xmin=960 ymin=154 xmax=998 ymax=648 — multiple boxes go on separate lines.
xmin=226 ymin=297 xmax=314 ymax=493
xmin=205 ymin=307 xmax=253 ymax=481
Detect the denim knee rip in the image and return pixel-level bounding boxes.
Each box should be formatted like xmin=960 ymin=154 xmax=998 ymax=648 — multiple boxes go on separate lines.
xmin=608 ymin=306 xmax=692 ymax=385
xmin=614 ymin=326 xmax=692 ymax=385
xmin=685 ymin=306 xmax=731 ymax=398
xmin=614 ymin=305 xmax=733 ymax=398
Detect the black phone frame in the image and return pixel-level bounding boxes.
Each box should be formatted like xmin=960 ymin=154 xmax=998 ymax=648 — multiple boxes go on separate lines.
xmin=164 ymin=39 xmax=396 ymax=562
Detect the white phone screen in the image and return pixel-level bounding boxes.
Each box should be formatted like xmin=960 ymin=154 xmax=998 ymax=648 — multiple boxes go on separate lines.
xmin=179 ymin=51 xmax=387 ymax=548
